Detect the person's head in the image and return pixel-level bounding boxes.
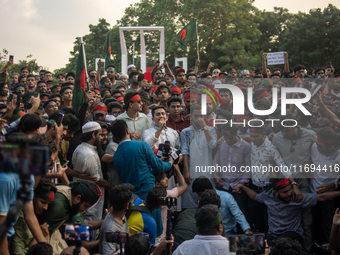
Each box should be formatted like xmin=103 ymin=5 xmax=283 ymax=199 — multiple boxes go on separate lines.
xmin=107 ymin=102 xmax=122 ymax=117
xmin=317 ymin=107 xmax=334 ymax=127
xmin=226 ymin=67 xmax=237 ymax=78
xmin=21 ymin=66 xmax=30 ymax=76
xmin=43 ymin=100 xmax=58 ymax=115
xmin=60 ymin=86 xmax=73 ymax=102
xmin=279 ymin=113 xmax=297 ymax=139
xmin=167 ymin=96 xmax=182 ymax=118
xmin=139 ymin=91 xmax=151 ymax=111
xmin=124 ymin=92 xmax=143 ymax=112
xmin=62 ymin=113 xmax=79 ymax=141
xmin=119 ymin=74 xmax=129 ymax=85
xmin=106 ymin=65 xmax=116 ymax=79
xmin=155 ymin=85 xmax=171 ymax=103
xmin=26 ymin=74 xmax=36 ymax=89
xmin=49 ymin=94 xmax=62 ymax=109
xmin=316 ymin=127 xmax=339 ymax=156
xmin=70 ymin=180 xmax=102 ymax=214
xmin=195 ymin=204 xmax=223 ymax=235
xmin=33 ymin=178 xmax=57 ymax=215
xmin=14 ymin=83 xmax=26 ymax=94
xmin=109 ymin=183 xmax=135 ymax=212
xmin=222 ymin=124 xmax=238 ymax=145
xmin=65 ymin=72 xmax=75 ymax=84
xmin=26 ymin=242 xmax=53 ymax=255
xmin=92 ymin=102 xmax=107 ymax=121
xmin=57 ymin=73 xmax=66 ymax=85
xmin=272 ymin=178 xmax=292 ymax=203
xmin=175 ymin=68 xmax=186 ymax=84
xmin=11 ymin=72 xmax=19 ymax=84
xmin=60 ymin=246 xmax=90 ymax=255
xmin=219 ymin=88 xmax=231 ymax=105
xmin=19 ymin=113 xmax=42 ymax=134
xmin=192 ymin=105 xmax=205 ymax=129
xmin=184 ymin=91 xmax=197 ymax=110
xmin=254 ymin=99 xmax=271 ymax=121
xmin=293 ymin=64 xmax=306 ymax=79
xmin=199 ymin=190 xmax=221 ymax=208
xmin=145 ymin=187 xmax=167 ymax=210
xmin=249 ymin=122 xmax=266 ymax=147
xmin=81 ymin=121 xmax=102 ymax=145
xmin=270 ymin=237 xmax=303 ymax=255
xmin=94 ymin=120 xmax=109 ymax=145
xmin=44 ymin=71 xmax=53 ymax=81
xmin=314 ymin=67 xmax=325 ymax=77
xmin=192 ymin=176 xmax=213 ymax=197
xmin=125 ymin=233 xmax=150 ymax=255
xmin=100 ymin=77 xmax=112 ymax=89
xmin=204 ymin=96 xmax=215 ymax=115
xmin=151 ymin=106 xmax=167 ymax=127
xmin=154 ymin=172 xmax=168 ymax=188
xmin=111 ymin=119 xmax=129 ymax=143
xmin=47 ymin=110 xmax=70 ymax=139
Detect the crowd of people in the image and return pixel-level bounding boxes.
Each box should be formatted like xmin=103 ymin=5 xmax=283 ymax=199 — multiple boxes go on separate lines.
xmin=0 ymin=52 xmax=340 ymax=255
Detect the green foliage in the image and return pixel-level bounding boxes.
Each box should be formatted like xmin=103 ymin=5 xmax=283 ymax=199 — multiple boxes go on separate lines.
xmin=279 ymin=4 xmax=340 ymax=69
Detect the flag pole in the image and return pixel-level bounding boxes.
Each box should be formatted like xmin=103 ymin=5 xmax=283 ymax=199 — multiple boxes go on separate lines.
xmin=196 ymin=20 xmax=200 ymax=60
xmin=78 ymin=37 xmax=89 ymax=91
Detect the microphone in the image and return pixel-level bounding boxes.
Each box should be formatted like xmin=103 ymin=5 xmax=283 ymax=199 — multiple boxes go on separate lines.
xmin=163 ymin=124 xmax=167 ymax=130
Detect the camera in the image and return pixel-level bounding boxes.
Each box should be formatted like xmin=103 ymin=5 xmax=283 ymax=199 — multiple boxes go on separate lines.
xmin=63 ymin=224 xmax=91 ymax=242
xmin=229 ymin=233 xmax=265 ymax=254
xmin=105 ymin=232 xmax=129 ymax=244
xmin=158 ymin=141 xmax=171 ymax=157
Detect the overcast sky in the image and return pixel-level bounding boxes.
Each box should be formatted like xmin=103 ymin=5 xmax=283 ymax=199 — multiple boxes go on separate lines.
xmin=0 ymin=0 xmax=339 ymax=72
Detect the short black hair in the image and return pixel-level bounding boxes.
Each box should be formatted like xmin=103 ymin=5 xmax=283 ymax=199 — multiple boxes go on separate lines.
xmin=26 ymin=242 xmax=53 ymax=255
xmin=103 ymin=97 xmax=117 ymax=106
xmin=279 ymin=113 xmax=297 ymax=130
xmin=30 ymin=134 xmax=57 ymax=154
xmin=317 ymin=127 xmax=339 ymax=147
xmin=48 ymin=110 xmax=70 ymax=129
xmin=195 ymin=204 xmax=221 ymax=235
xmin=111 ymin=119 xmax=128 ymax=143
xmin=107 ymin=102 xmax=122 ymax=113
xmin=60 ymin=107 xmax=76 ymax=115
xmin=19 ymin=113 xmax=41 ymax=133
xmin=199 ymin=190 xmax=221 ymax=208
xmin=192 ymin=176 xmax=213 ymax=193
xmin=270 ymin=237 xmax=303 ymax=255
xmin=66 ymin=113 xmax=80 ymax=132
xmin=18 ymin=75 xmax=27 ymax=83
xmin=151 ymin=105 xmax=166 ymax=117
xmin=255 ymin=98 xmax=271 ymax=109
xmin=36 ymin=177 xmax=57 ymax=195
xmin=145 ymin=187 xmax=167 ymax=209
xmin=49 ymin=94 xmax=62 ymax=102
xmin=293 ymin=64 xmax=306 ymax=73
xmin=124 ymin=91 xmax=139 ymax=110
xmin=70 ymin=180 xmax=101 ymax=202
xmin=109 ymin=184 xmax=134 ymax=211
xmin=125 ymin=234 xmax=150 ymax=255
xmin=60 ymin=86 xmax=72 ymax=96
xmin=167 ymin=96 xmax=182 ymax=108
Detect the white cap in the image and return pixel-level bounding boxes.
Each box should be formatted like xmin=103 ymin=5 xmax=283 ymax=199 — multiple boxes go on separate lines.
xmin=119 ymin=74 xmax=128 ymax=79
xmin=127 ymin=64 xmax=136 ymax=71
xmin=82 ymin=121 xmax=101 ymax=134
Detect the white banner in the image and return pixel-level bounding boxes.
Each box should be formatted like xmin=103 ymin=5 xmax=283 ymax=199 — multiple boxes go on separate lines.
xmin=267 ymin=52 xmax=285 ymax=65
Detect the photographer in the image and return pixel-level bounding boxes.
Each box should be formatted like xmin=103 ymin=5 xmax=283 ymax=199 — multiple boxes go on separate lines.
xmin=112 ymin=119 xmax=174 ymax=200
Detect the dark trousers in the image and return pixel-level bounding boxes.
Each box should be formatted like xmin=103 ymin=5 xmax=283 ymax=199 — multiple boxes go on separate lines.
xmin=248 ymin=183 xmax=268 ymax=233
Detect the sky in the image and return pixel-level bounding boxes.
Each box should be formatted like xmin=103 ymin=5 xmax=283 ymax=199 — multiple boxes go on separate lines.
xmin=0 ymin=0 xmax=339 ymax=72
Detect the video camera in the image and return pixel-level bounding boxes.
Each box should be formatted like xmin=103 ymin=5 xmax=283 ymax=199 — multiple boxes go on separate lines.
xmin=105 ymin=231 xmax=129 ymax=255
xmin=157 ymin=141 xmax=181 ymax=164
xmin=158 ymin=197 xmax=177 ymax=208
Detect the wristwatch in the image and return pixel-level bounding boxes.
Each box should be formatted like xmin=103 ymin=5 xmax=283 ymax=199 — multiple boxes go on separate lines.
xmin=203 ymin=126 xmax=208 ymax=131
xmin=291 ymin=182 xmax=298 ymax=187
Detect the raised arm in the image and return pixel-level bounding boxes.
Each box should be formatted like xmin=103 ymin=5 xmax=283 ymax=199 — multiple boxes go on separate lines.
xmin=262 ymin=53 xmax=267 ymax=77
xmin=233 ymin=183 xmax=258 ymax=201
xmin=206 ymin=62 xmax=214 ymax=73
xmin=173 ymin=165 xmax=188 ymax=196
xmin=284 ymin=52 xmax=289 ymax=74
xmin=193 ymin=60 xmax=200 ymax=75
xmin=314 ymin=91 xmax=340 ymax=129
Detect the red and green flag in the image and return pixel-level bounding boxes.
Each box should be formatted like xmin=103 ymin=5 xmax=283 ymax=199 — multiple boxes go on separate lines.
xmin=176 ymin=20 xmax=197 ymax=52
xmin=72 ymin=43 xmax=86 ymax=115
xmin=103 ymin=32 xmax=111 ymax=70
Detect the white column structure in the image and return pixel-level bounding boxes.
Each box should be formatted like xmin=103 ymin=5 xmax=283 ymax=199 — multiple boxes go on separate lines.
xmin=119 ymin=26 xmax=165 ymax=75
xmin=175 ymin=57 xmax=188 ymax=71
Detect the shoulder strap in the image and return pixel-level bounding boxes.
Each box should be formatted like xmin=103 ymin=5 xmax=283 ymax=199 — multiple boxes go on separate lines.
xmin=125 ymin=205 xmax=153 ymax=220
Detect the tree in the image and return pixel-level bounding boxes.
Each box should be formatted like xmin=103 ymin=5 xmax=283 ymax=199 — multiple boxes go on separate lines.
xmin=279 ymin=4 xmax=340 ymax=70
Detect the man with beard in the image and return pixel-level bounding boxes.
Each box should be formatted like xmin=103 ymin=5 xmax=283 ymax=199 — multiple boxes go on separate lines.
xmin=26 ymin=74 xmax=36 ymax=91
xmin=233 ymin=178 xmax=340 ymax=248
xmin=38 ymin=180 xmax=102 ymax=255
xmin=95 ymin=120 xmax=109 ymax=150
xmin=72 ymin=122 xmax=113 ymax=223
xmin=12 ymin=178 xmax=57 ymax=255
xmin=37 ymin=80 xmax=48 ymax=93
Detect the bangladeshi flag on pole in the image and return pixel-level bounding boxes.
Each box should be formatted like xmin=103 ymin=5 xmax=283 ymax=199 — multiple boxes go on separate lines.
xmin=72 ymin=44 xmax=86 ymax=115
xmin=176 ymin=20 xmax=197 ymax=52
xmin=103 ymin=32 xmax=111 ymax=69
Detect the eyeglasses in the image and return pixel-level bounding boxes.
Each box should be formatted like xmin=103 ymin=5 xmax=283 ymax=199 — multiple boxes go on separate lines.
xmin=290 ymin=140 xmax=297 ymax=152
xmin=112 ymin=112 xmax=122 ymax=116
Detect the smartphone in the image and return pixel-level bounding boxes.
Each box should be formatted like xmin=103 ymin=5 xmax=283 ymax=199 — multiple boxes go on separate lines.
xmin=7 ymin=94 xmax=13 ymax=104
xmin=33 ymin=86 xmax=40 ymax=97
xmin=229 ymin=234 xmax=265 ymax=254
xmin=64 ymin=224 xmax=91 ymax=241
xmin=16 ymin=93 xmax=21 ymax=109
xmin=0 ymin=144 xmax=49 ymax=176
xmin=9 ymin=55 xmax=13 ymax=61
xmin=315 ymin=243 xmax=330 ymax=252
xmin=57 ymin=113 xmax=64 ymax=127
xmin=62 ymin=160 xmax=69 ymax=168
xmin=311 ymin=84 xmax=323 ymax=97
xmin=105 ymin=232 xmax=129 ymax=243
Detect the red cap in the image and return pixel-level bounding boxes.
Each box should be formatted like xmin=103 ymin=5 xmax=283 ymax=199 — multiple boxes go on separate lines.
xmin=144 ymin=72 xmax=152 ymax=82
xmin=171 ymin=87 xmax=182 ymax=94
xmin=175 ymin=68 xmax=185 ymax=76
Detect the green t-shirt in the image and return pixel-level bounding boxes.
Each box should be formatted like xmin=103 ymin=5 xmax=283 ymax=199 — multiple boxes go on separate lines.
xmin=11 ymin=212 xmax=33 ymax=255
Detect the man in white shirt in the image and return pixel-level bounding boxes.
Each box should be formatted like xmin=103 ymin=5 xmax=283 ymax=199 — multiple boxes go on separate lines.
xmin=310 ymin=127 xmax=340 ymax=244
xmin=143 ymin=106 xmax=180 ymax=151
xmin=173 ymin=204 xmax=232 ymax=255
xmin=72 ymin=122 xmax=113 ymax=222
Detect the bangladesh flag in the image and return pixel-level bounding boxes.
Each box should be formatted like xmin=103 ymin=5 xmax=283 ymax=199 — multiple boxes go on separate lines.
xmin=103 ymin=32 xmax=111 ymax=70
xmin=176 ymin=20 xmax=197 ymax=52
xmin=72 ymin=43 xmax=86 ymax=115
